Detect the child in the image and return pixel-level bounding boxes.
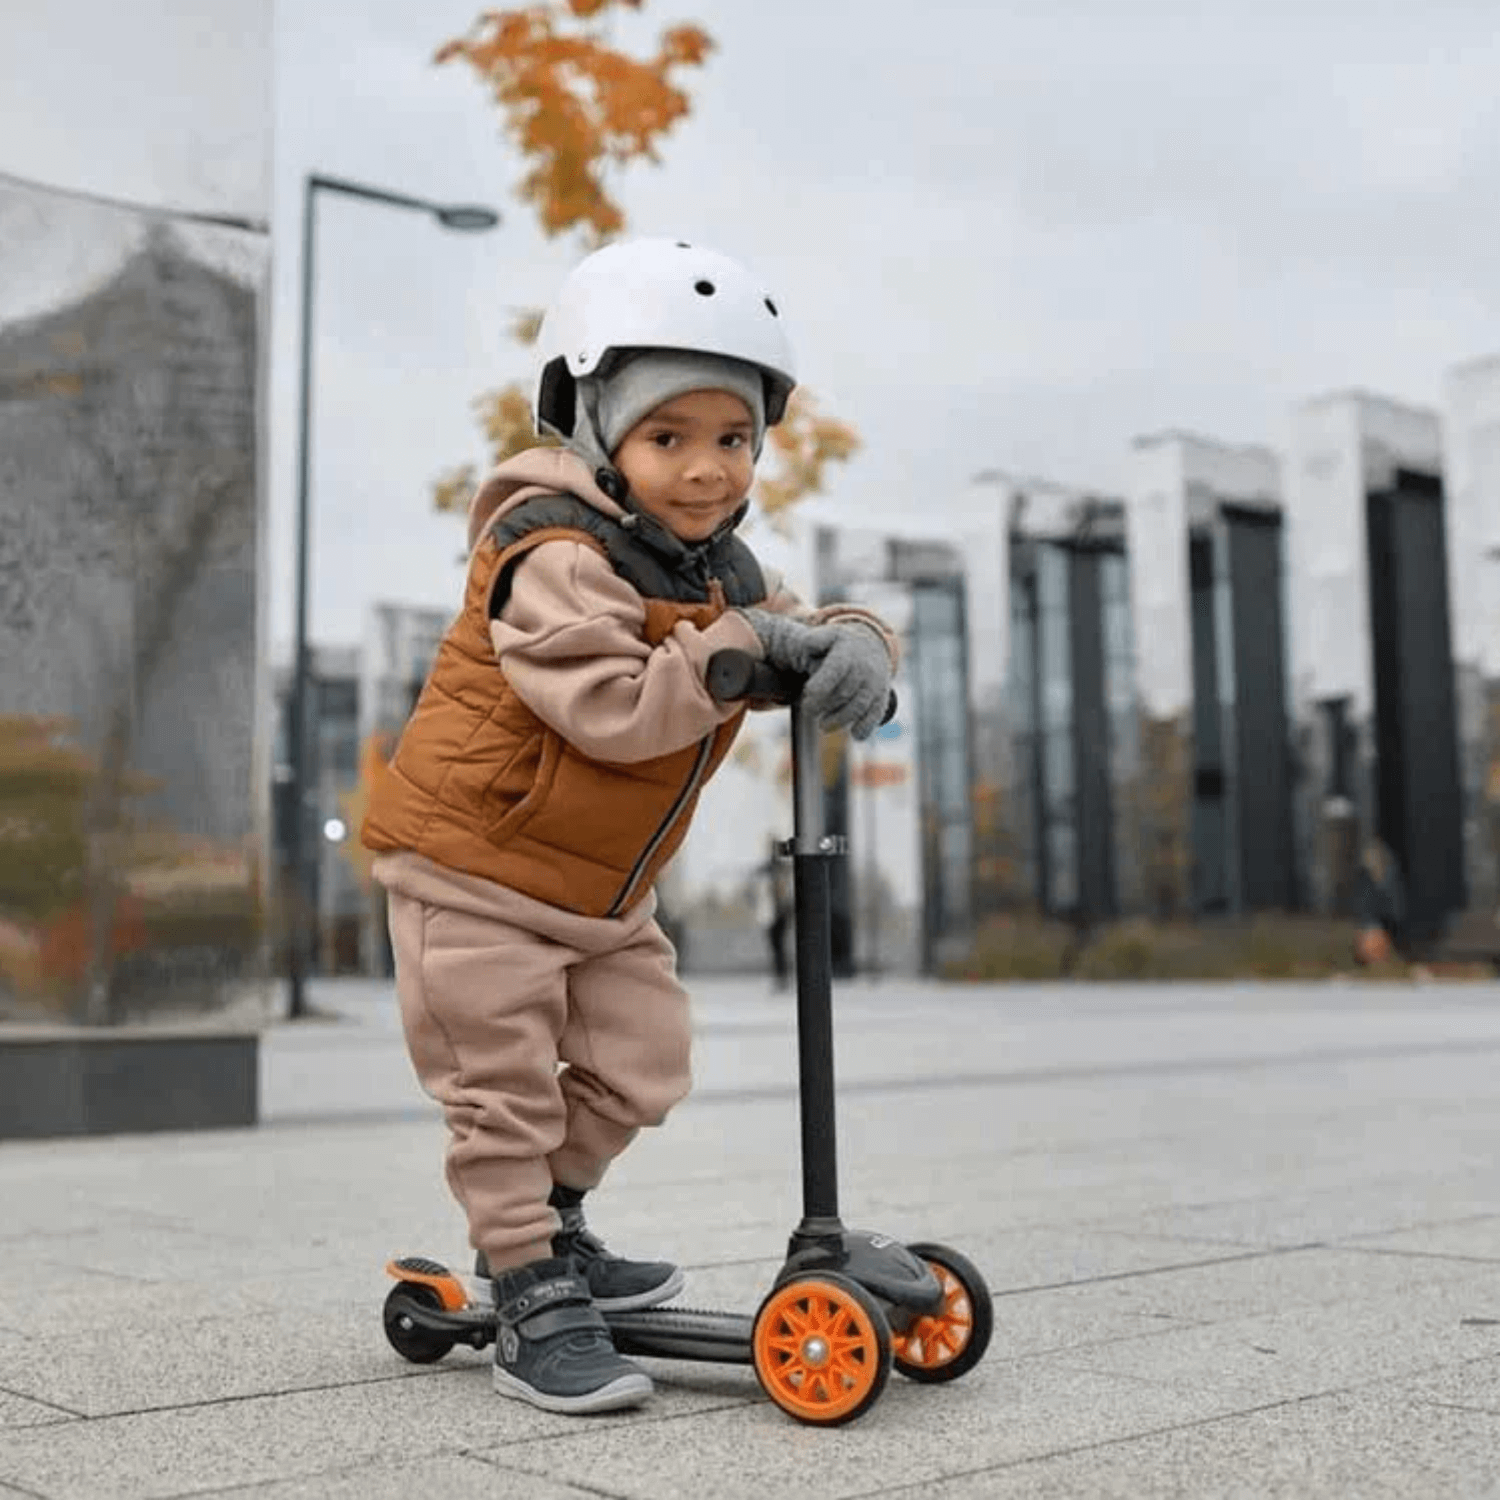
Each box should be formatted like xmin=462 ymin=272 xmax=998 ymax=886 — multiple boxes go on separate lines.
xmin=362 ymin=238 xmax=897 ymax=1414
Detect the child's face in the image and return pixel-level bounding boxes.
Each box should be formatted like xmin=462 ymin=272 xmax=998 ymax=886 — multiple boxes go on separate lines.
xmin=612 ymin=389 xmax=756 ymax=543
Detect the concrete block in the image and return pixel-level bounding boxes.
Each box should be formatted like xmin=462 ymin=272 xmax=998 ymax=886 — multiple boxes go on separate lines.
xmin=0 ymin=1030 xmax=258 ymax=1139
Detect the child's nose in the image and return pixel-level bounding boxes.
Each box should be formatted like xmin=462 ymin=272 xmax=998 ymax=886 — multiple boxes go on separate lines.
xmin=684 ymin=448 xmax=725 ymax=479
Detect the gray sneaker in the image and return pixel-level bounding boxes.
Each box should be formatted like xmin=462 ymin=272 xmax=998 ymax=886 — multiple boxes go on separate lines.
xmin=552 ymin=1204 xmax=684 ymax=1312
xmin=476 ymin=1215 xmax=684 ymax=1314
xmin=490 ymin=1257 xmax=653 ymax=1414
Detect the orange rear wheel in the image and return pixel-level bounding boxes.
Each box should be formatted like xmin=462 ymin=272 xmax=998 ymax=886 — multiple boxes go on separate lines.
xmin=891 ymin=1242 xmax=993 ymax=1383
xmin=752 ymin=1273 xmax=891 ymax=1425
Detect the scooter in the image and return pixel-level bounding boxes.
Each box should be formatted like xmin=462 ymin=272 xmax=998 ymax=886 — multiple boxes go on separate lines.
xmin=381 ymin=649 xmax=993 ymax=1426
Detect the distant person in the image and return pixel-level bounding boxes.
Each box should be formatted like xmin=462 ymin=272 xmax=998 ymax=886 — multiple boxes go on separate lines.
xmin=361 ymin=239 xmax=896 ymax=1415
xmin=1353 ymin=838 xmax=1405 ymax=966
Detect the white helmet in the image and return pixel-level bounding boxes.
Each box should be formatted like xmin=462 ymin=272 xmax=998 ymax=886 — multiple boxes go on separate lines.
xmin=533 ymin=238 xmax=797 ymax=440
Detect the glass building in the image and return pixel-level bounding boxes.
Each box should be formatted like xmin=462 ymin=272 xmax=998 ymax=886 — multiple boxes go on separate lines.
xmin=904 ymin=558 xmax=974 ymax=971
xmin=815 ymin=528 xmax=976 ymax=973
xmin=1187 ymin=500 xmax=1297 ymax=914
xmin=1007 ymin=499 xmax=1137 ymax=921
xmin=1287 ymin=394 xmax=1467 ymax=942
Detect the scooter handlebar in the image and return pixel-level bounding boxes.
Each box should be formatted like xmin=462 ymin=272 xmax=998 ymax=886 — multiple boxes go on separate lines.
xmin=706 ymin=649 xmax=801 ymax=706
xmin=706 ymin=648 xmax=897 ymax=725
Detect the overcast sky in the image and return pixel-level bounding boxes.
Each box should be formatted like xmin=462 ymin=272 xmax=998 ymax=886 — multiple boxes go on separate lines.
xmin=8 ymin=1 xmax=1498 ymax=653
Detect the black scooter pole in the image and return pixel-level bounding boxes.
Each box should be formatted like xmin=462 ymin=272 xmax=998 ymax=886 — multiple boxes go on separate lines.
xmin=705 ymin=651 xmax=896 ymax=1252
xmin=787 ymin=691 xmax=842 ymax=1233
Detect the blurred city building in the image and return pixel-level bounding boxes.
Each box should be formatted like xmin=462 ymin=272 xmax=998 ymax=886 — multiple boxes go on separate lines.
xmin=1442 ymin=357 xmax=1500 ymax=920
xmin=272 ymin=645 xmax=361 ymax=975
xmin=277 ymin=366 xmax=1500 ymax=983
xmin=1127 ymin=434 xmax=1296 ymax=918
xmin=270 ymin=604 xmax=449 ymax=980
xmin=1004 ymin=483 xmax=1137 ymax=925
xmin=1286 ymin=392 xmax=1466 ymax=945
xmin=815 ymin=527 xmax=977 ymax=975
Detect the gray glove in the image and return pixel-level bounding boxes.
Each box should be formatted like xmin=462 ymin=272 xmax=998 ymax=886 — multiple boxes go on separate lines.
xmin=801 ymin=622 xmax=894 ymax=741
xmin=737 ymin=611 xmax=894 ymax=739
xmin=737 ymin=608 xmax=833 ymax=675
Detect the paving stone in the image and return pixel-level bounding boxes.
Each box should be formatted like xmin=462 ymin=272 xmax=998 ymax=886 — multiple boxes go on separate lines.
xmin=1353 ymin=1216 xmax=1500 ymax=1264
xmin=0 ymin=1386 xmax=75 ymax=1431
xmin=185 ymin=1453 xmax=602 ymax=1500
xmin=0 ymin=1300 xmax=439 ymax=1417
xmin=1071 ymin=1243 xmax=1500 ymax=1325
xmin=1054 ymin=1268 xmax=1500 ymax=1407
xmin=1391 ymin=1351 xmax=1500 ymax=1414
xmin=0 ymin=1366 xmax=734 ymax=1500
xmin=892 ymin=1384 xmax=1500 ymax=1499
xmin=1094 ymin=1171 xmax=1500 ymax=1250
xmin=7 ymin=975 xmax=1500 ymax=1498
xmin=474 ymin=1362 xmax=1251 ymax=1500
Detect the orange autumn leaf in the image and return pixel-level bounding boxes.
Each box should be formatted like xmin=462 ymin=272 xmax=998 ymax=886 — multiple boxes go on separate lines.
xmin=435 ymin=2 xmax=713 ymax=242
xmin=429 ymin=4 xmax=860 ymax=521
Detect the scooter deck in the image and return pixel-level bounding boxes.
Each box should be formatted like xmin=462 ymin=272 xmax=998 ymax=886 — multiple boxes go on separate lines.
xmin=384 ymin=1279 xmax=754 ymax=1365
xmin=606 ymin=1306 xmax=753 ymax=1364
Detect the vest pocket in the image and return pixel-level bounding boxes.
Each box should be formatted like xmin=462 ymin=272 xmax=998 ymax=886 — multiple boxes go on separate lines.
xmin=482 ymin=729 xmax=562 ymax=843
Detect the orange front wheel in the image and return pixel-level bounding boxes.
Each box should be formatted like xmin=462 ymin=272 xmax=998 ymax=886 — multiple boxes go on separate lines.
xmin=752 ymin=1273 xmax=891 ymax=1425
xmin=890 ymin=1242 xmax=993 ymax=1384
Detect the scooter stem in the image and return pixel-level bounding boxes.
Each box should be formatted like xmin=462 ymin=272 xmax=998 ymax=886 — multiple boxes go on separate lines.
xmin=788 ymin=696 xmax=842 ymax=1232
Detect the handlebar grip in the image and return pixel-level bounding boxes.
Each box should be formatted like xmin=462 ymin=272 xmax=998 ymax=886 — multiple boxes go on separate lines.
xmin=706 ymin=648 xmax=803 ymax=705
xmin=707 ymin=648 xmax=899 ymax=726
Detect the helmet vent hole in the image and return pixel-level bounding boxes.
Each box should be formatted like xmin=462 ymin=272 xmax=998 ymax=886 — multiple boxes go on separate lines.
xmin=694 ymin=279 xmax=716 ymax=296
xmin=764 ymin=297 xmax=779 ymax=316
xmin=675 ymin=241 xmax=692 ymax=248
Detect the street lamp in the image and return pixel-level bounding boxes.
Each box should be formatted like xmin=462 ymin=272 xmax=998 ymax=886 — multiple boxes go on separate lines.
xmin=286 ymin=173 xmax=499 ymax=1021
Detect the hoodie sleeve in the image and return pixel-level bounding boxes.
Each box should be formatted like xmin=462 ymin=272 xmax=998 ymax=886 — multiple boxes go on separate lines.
xmin=490 ymin=539 xmax=764 ymax=764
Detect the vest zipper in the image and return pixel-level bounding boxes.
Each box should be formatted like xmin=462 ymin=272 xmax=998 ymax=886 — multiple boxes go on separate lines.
xmin=607 ymin=734 xmax=715 ymax=917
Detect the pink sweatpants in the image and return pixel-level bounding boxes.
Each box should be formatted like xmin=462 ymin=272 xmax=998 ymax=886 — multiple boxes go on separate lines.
xmin=376 ymin=853 xmax=691 ymax=1272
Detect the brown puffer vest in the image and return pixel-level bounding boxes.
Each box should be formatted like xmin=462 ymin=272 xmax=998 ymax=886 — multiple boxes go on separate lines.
xmin=361 ymin=493 xmax=767 ymax=918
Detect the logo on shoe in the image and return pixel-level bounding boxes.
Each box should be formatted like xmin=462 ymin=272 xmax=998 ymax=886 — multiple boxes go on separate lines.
xmin=499 ymin=1325 xmax=520 ymax=1364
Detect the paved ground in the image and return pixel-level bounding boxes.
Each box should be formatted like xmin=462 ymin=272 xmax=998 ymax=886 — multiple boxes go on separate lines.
xmin=3 ymin=974 xmax=1500 ymax=1498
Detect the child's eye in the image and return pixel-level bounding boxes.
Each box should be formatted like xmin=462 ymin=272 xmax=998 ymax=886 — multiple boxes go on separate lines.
xmin=721 ymin=433 xmax=747 ymax=449
xmin=651 ymin=432 xmax=677 ymax=448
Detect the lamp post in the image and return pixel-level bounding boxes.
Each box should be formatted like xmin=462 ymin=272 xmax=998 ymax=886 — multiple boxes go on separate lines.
xmin=286 ymin=173 xmax=499 ymax=1020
